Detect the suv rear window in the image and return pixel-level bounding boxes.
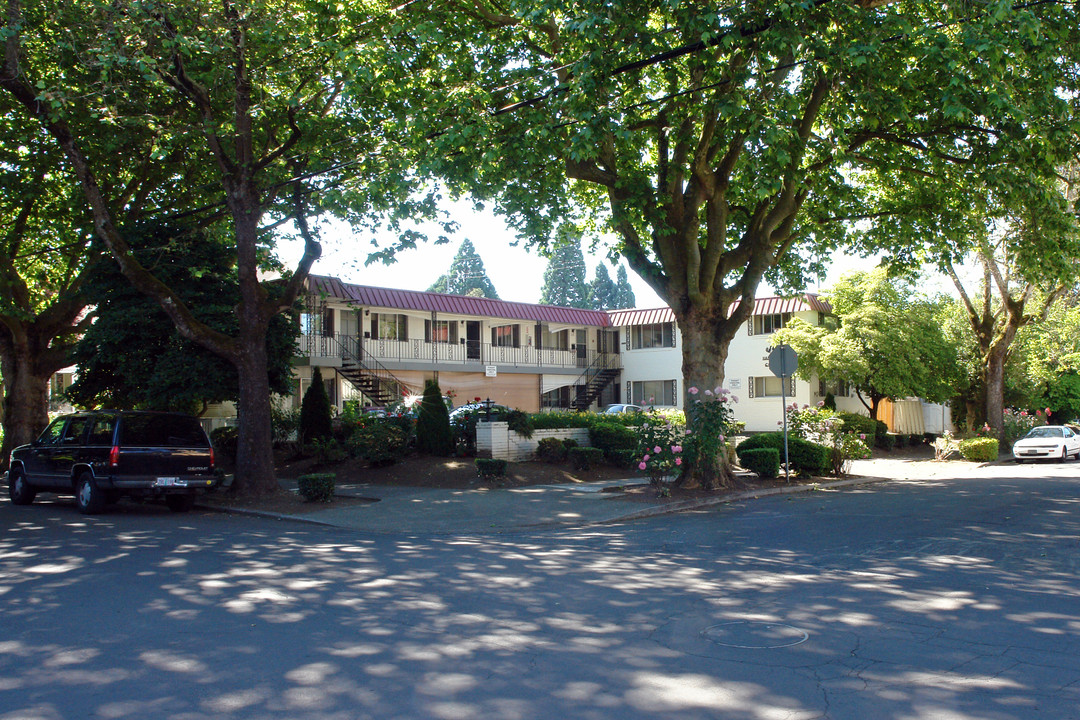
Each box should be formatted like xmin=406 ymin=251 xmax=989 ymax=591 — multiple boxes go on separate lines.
xmin=119 ymin=415 xmax=208 ymax=447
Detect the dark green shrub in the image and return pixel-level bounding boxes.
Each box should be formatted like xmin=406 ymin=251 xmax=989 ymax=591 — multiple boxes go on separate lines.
xmin=959 ymin=437 xmax=999 ymax=462
xmin=271 ymin=405 xmax=300 ymax=451
xmin=347 ymin=422 xmax=407 ymax=466
xmin=505 ymin=409 xmax=534 ymax=438
xmin=416 ymin=379 xmax=454 ymax=455
xmin=738 ymin=448 xmax=780 ymax=478
xmin=210 ymin=425 xmax=238 ymax=463
xmin=300 ymin=367 xmax=333 ymax=445
xmin=823 ymin=393 xmax=837 ymax=411
xmin=562 ymin=438 xmax=579 ymax=451
xmin=589 ymin=421 xmax=637 ymax=460
xmin=536 ymin=437 xmax=569 ymax=462
xmin=877 ymin=433 xmax=895 ymax=451
xmin=606 ymin=448 xmax=638 ymax=468
xmin=309 ymin=437 xmax=345 ymax=465
xmin=836 ymin=412 xmax=878 ymax=439
xmin=736 ymin=433 xmax=830 ymax=476
xmin=476 ymin=458 xmax=508 ymax=479
xmin=568 ymin=446 xmax=604 ymax=471
xmin=297 ymin=473 xmax=335 ymax=502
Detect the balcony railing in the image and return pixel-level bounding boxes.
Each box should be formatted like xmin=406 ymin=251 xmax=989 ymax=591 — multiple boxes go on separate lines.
xmin=299 ymin=333 xmax=616 ymax=371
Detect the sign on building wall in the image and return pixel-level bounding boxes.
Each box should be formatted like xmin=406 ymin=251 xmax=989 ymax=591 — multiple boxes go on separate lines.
xmin=485 ymin=366 xmax=498 ymax=377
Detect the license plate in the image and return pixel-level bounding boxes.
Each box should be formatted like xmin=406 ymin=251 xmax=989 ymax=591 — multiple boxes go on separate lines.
xmin=155 ymin=477 xmax=187 ymax=487
xmin=1021 ymin=450 xmax=1039 ymax=455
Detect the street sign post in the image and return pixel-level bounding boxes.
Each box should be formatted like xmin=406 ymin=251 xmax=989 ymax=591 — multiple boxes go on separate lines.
xmin=768 ymin=345 xmax=799 ymax=482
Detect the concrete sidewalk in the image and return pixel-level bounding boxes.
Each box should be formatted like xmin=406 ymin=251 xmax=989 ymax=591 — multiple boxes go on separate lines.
xmin=211 ymin=457 xmax=931 ymax=534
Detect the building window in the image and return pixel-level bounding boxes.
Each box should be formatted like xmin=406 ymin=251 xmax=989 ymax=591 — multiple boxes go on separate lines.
xmin=630 ymin=322 xmax=675 ymax=349
xmin=372 ymin=313 xmax=407 ymax=341
xmin=753 ymin=313 xmax=791 ymax=335
xmin=818 ymin=379 xmax=849 ymax=397
xmin=425 ymin=319 xmax=458 ymax=344
xmin=541 ymin=386 xmax=572 ymax=409
xmin=492 ymin=324 xmax=520 ymax=348
xmin=541 ymin=327 xmax=569 ymax=350
xmin=750 ymin=376 xmax=796 ymax=398
xmin=631 ymin=380 xmax=677 ymax=406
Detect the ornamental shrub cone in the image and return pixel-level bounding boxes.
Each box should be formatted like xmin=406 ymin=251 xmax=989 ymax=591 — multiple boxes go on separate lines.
xmin=300 ymin=367 xmax=333 ymax=445
xmin=417 ymin=379 xmax=453 ymax=455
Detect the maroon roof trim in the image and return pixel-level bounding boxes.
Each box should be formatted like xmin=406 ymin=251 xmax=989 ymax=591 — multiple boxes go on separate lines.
xmin=608 ymin=295 xmax=831 ymax=326
xmin=308 ymin=275 xmax=612 ymax=327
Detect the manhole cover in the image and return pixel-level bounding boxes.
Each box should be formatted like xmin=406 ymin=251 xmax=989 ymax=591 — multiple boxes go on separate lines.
xmin=701 ymin=621 xmax=808 ymax=649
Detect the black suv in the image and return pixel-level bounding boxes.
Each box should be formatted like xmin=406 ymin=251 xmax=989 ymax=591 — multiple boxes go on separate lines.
xmin=7 ymin=411 xmax=219 ymax=514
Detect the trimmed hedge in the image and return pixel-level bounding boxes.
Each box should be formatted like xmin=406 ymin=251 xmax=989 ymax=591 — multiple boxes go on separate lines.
xmin=588 ymin=422 xmax=638 ymax=460
xmin=297 ymin=473 xmax=336 ymax=503
xmin=536 ymin=437 xmax=569 ymax=463
xmin=736 ymin=433 xmax=831 ymax=476
xmin=958 ymin=437 xmax=999 ymax=462
xmin=476 ymin=458 xmax=508 ymax=479
xmin=568 ymin=446 xmax=604 ymax=471
xmin=739 ymin=448 xmax=780 ymax=478
xmin=347 ymin=423 xmax=407 ymax=467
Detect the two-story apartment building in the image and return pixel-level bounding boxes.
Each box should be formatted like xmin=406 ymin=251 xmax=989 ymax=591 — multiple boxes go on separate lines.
xmin=292 ymin=275 xmax=884 ymax=432
xmin=296 ymin=276 xmax=622 ymax=413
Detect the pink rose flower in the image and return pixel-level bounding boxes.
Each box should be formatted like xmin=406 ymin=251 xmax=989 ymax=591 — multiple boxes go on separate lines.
xmin=643 ymin=454 xmax=650 ymax=462
xmin=688 ymin=387 xmax=699 ymax=395
xmin=638 ymin=461 xmax=647 ymax=470
xmin=675 ymin=458 xmax=682 ymax=466
xmin=654 ymin=446 xmax=662 ymax=454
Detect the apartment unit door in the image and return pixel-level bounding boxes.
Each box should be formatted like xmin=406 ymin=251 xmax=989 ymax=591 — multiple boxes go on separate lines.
xmin=466 ymin=321 xmax=482 ymax=361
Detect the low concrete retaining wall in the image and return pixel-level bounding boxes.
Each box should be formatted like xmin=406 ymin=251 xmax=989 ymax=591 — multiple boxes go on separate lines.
xmin=476 ymin=422 xmax=592 ymax=461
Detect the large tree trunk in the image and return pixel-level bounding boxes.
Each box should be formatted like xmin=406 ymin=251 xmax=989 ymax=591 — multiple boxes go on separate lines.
xmin=0 ymin=341 xmax=50 ymax=470
xmin=230 ymin=321 xmax=278 ymax=496
xmin=983 ymin=343 xmax=1009 ymax=441
xmin=675 ymin=307 xmax=740 ymax=490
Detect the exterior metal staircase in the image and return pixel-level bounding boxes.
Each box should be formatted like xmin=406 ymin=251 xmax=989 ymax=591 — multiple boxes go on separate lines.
xmin=334 ymin=337 xmax=407 ymax=406
xmin=571 ymin=353 xmax=620 ymax=411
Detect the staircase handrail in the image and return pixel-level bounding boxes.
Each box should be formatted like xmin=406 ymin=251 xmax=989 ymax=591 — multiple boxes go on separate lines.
xmin=336 ymin=335 xmax=409 ymax=400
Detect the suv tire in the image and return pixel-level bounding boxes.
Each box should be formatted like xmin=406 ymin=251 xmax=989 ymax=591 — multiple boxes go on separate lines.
xmin=165 ymin=494 xmax=196 ymax=513
xmin=75 ymin=472 xmax=106 ymax=515
xmin=8 ymin=468 xmax=36 ymax=505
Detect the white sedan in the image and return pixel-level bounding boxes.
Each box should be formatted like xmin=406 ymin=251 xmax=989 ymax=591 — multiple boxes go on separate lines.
xmin=1012 ymin=425 xmax=1080 ymax=462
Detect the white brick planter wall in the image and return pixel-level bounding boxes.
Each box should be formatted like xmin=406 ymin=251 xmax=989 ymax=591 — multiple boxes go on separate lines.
xmin=476 ymin=422 xmax=592 ymax=461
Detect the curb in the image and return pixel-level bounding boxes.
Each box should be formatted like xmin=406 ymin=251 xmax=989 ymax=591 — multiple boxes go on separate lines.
xmin=200 ymin=474 xmax=897 ymax=532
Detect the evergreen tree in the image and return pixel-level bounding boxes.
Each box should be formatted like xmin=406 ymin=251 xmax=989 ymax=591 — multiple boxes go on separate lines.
xmin=613 ymin=266 xmax=636 ymax=309
xmin=416 ymin=379 xmax=453 ymax=455
xmin=300 ymin=367 xmax=333 ymax=446
xmin=588 ymin=264 xmax=618 ymax=310
xmin=427 ymin=239 xmax=500 ymax=298
xmin=539 ymin=239 xmax=590 ymax=308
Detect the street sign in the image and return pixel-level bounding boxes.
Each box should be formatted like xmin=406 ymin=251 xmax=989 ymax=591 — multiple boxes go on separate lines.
xmin=768 ymin=345 xmax=798 ymax=378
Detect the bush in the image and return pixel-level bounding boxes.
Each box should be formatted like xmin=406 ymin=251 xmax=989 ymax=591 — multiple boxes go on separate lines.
xmin=836 ymin=411 xmax=879 ymax=439
xmin=210 ymin=425 xmax=238 ymax=463
xmin=531 ymin=411 xmax=594 ymax=430
xmin=505 ymin=409 xmax=534 ymax=438
xmin=270 ymin=403 xmax=300 ymax=450
xmin=958 ymin=437 xmax=999 ymax=462
xmin=536 ymin=437 xmax=569 ymax=463
xmin=736 ymin=433 xmax=831 ymax=476
xmin=589 ymin=421 xmax=638 ymax=460
xmin=308 ymin=437 xmax=345 ymax=465
xmin=476 ymin=458 xmax=508 ymax=479
xmin=416 ymin=379 xmax=454 ymax=455
xmin=738 ymin=448 xmax=780 ymax=478
xmin=877 ymin=433 xmax=895 ymax=451
xmin=568 ymin=446 xmax=604 ymax=471
xmin=347 ymin=422 xmax=408 ymax=467
xmin=300 ymin=367 xmax=334 ymax=444
xmin=297 ymin=473 xmax=336 ymax=503
xmin=606 ymin=448 xmax=638 ymax=468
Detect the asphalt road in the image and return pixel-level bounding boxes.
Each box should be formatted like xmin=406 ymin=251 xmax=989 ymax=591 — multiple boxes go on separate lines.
xmin=2 ymin=461 xmax=1079 ymax=719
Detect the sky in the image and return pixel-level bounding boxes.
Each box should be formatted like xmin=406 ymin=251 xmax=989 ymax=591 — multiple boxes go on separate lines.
xmin=280 ymin=201 xmax=896 ymax=309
